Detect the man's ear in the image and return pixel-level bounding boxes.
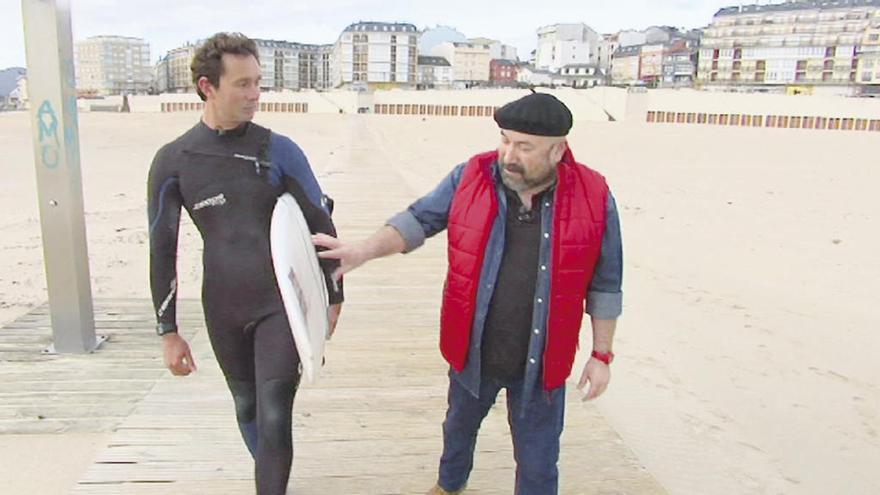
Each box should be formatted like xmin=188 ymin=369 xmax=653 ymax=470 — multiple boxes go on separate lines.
xmin=550 ymin=139 xmax=568 ymax=163
xmin=197 ymin=76 xmax=214 ymax=99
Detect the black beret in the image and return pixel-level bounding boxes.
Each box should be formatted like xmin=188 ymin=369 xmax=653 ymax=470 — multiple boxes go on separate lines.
xmin=493 ymin=93 xmax=573 ymax=137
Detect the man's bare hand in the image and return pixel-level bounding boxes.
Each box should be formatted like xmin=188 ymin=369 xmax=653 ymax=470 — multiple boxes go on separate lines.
xmin=577 ymin=358 xmax=610 ymax=401
xmin=162 ymin=333 xmax=197 ymax=376
xmin=313 ymin=234 xmax=369 ymax=280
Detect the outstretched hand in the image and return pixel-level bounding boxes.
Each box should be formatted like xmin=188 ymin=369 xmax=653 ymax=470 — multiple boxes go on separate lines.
xmin=312 ymin=233 xmax=369 ymax=281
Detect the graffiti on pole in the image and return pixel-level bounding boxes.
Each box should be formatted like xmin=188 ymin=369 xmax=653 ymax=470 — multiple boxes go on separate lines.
xmin=62 ymin=58 xmax=80 ymax=167
xmin=37 ymin=100 xmax=60 ymax=169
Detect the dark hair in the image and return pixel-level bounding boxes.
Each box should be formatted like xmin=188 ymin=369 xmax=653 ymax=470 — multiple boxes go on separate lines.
xmin=191 ymin=32 xmax=259 ymax=101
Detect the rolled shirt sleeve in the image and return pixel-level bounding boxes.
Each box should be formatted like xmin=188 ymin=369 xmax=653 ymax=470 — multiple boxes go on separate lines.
xmin=386 ymin=210 xmax=428 ymax=253
xmin=586 ymin=191 xmax=623 ymax=319
xmin=385 ymin=163 xmax=465 ymax=253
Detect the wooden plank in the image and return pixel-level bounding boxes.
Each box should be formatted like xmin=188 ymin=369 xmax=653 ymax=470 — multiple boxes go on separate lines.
xmin=0 ymin=299 xmax=202 ymax=434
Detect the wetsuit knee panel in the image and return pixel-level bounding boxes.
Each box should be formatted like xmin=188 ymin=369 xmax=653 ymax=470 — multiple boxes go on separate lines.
xmin=257 ymin=377 xmax=299 ymax=450
xmin=227 ymin=379 xmax=257 ymax=422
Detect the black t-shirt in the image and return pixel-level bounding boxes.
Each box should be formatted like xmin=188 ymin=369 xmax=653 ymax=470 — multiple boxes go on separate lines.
xmin=480 ymin=186 xmax=548 ymax=382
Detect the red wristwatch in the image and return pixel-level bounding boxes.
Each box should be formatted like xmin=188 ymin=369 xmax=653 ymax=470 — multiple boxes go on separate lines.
xmin=591 ymin=350 xmax=614 ymax=365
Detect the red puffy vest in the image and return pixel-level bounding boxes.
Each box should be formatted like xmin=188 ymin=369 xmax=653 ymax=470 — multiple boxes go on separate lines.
xmin=440 ymin=148 xmax=609 ymax=390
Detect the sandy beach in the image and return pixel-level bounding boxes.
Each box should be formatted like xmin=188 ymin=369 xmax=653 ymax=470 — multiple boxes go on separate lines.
xmin=0 ymin=96 xmax=878 ymax=494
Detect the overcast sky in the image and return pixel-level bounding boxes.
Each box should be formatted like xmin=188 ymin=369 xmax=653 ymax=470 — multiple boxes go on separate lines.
xmin=3 ymin=0 xmax=736 ymax=69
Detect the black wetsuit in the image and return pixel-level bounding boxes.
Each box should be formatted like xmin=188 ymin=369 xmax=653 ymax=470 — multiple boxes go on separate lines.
xmin=147 ymin=121 xmax=342 ymax=494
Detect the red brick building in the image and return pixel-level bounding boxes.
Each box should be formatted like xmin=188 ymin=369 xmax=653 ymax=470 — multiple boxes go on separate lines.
xmin=490 ymin=59 xmax=519 ymax=86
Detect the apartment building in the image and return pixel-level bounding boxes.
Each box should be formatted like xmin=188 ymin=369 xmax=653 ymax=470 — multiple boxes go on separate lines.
xmin=697 ymin=0 xmax=880 ymax=90
xmin=156 ymin=39 xmax=331 ymax=94
xmin=255 ymin=39 xmax=332 ymax=91
xmin=856 ymin=24 xmax=880 ymax=89
xmin=662 ymin=39 xmax=700 ymax=87
xmin=333 ymin=21 xmax=419 ymax=89
xmin=469 ymin=37 xmax=519 ymax=61
xmin=417 ymin=55 xmax=454 ymax=88
xmin=556 ymin=64 xmax=605 ymax=87
xmin=611 ymin=45 xmax=642 ymax=84
xmin=490 ymin=59 xmax=519 ymax=86
xmin=155 ymin=43 xmax=196 ymax=94
xmin=535 ymin=23 xmax=600 ymax=72
xmin=597 ymin=34 xmax=620 ymax=72
xmin=432 ymin=41 xmax=491 ymax=86
xmin=75 ymin=36 xmax=151 ymax=95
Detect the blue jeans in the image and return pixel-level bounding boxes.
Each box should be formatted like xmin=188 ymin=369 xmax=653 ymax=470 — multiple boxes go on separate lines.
xmin=438 ymin=372 xmax=566 ymax=494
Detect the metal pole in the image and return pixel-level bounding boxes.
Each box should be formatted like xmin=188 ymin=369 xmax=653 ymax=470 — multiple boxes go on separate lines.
xmin=21 ymin=0 xmax=103 ymax=354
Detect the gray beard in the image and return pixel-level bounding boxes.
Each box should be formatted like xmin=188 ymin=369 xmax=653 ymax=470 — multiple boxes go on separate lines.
xmin=500 ymin=165 xmax=556 ymax=193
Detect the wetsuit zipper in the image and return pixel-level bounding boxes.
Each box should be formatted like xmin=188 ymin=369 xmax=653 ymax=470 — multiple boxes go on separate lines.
xmin=181 ymin=149 xmax=271 ymax=175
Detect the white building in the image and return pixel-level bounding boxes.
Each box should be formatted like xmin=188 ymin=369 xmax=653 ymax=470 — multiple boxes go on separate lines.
xmin=535 ymin=23 xmax=601 ymax=73
xmin=555 ymin=64 xmax=605 ymax=88
xmin=256 ymin=39 xmax=332 ymax=91
xmin=596 ymin=34 xmax=619 ymax=72
xmin=432 ymin=41 xmax=492 ymax=86
xmin=858 ymin=25 xmax=880 ymax=90
xmin=617 ymin=29 xmax=648 ymax=48
xmin=333 ymin=22 xmax=419 ymax=89
xmin=0 ymin=67 xmax=26 ymax=109
xmin=12 ymin=75 xmax=28 ymax=108
xmin=517 ymin=64 xmax=554 ymax=86
xmin=155 ymin=43 xmax=197 ymax=94
xmin=158 ymin=39 xmax=332 ymax=94
xmin=417 ymin=55 xmax=454 ymax=88
xmin=469 ymin=37 xmax=519 ymax=61
xmin=698 ymin=0 xmax=880 ymax=90
xmin=419 ymin=25 xmax=467 ymax=55
xmin=75 ymin=36 xmax=151 ymax=95
xmin=294 ymin=44 xmax=334 ymax=90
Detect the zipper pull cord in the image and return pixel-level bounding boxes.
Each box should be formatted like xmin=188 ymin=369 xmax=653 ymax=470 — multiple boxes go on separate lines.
xmin=233 ymin=153 xmax=262 ymax=175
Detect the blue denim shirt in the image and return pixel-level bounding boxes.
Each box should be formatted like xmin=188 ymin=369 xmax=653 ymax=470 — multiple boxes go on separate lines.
xmin=387 ymin=160 xmax=623 ymax=407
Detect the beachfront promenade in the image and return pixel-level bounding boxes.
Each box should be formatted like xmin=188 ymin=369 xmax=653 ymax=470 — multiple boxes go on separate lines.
xmin=0 ymin=113 xmax=665 ymax=494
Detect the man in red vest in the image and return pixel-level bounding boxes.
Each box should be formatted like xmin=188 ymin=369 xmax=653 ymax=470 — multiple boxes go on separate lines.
xmin=314 ymin=92 xmax=623 ymax=494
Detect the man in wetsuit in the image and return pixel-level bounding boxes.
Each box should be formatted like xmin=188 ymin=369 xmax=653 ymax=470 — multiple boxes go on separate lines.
xmin=147 ymin=32 xmax=343 ymax=494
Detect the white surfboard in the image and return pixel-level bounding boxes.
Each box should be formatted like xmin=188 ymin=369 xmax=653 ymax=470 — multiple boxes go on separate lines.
xmin=270 ymin=193 xmax=330 ymax=384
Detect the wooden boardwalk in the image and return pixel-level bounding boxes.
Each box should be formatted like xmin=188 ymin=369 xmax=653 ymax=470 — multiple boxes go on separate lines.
xmin=1 ymin=115 xmax=665 ymax=494
xmin=1 ymin=295 xmax=663 ymax=495
xmin=0 ymin=299 xmax=204 ymax=435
